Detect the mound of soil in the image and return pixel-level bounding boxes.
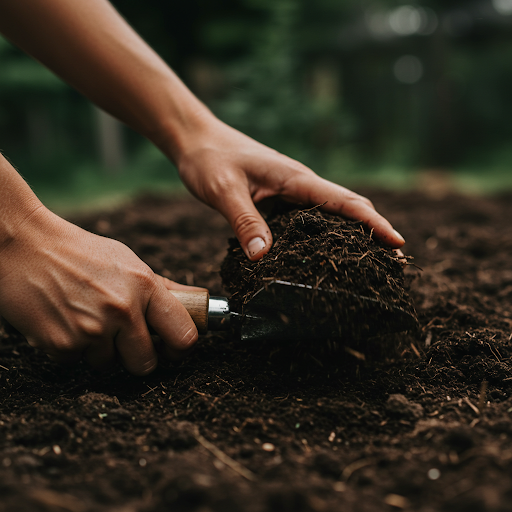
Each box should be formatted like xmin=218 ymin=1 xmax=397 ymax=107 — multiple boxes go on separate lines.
xmin=2 ymin=190 xmax=512 ymax=512
xmin=221 ymin=205 xmax=417 ymax=354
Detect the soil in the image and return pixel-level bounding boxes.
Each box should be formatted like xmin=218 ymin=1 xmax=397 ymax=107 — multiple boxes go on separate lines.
xmin=221 ymin=204 xmax=417 ymax=361
xmin=1 ymin=189 xmax=512 ymax=512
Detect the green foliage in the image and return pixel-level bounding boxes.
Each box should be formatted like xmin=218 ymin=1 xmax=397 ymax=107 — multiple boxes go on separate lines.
xmin=212 ymin=0 xmax=355 ymax=170
xmin=3 ymin=0 xmax=512 ymax=210
xmin=0 ymin=36 xmax=63 ymax=92
xmin=30 ymin=141 xmax=183 ymax=214
xmin=0 ymin=59 xmax=63 ymax=92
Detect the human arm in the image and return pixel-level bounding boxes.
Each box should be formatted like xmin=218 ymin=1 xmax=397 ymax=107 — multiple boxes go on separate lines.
xmin=0 ymin=0 xmax=405 ymax=262
xmin=0 ymin=154 xmax=198 ymax=374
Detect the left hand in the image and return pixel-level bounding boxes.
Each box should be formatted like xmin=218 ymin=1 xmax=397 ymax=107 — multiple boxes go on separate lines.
xmin=0 ymin=207 xmax=201 ymax=374
xmin=175 ymin=117 xmax=405 ymax=261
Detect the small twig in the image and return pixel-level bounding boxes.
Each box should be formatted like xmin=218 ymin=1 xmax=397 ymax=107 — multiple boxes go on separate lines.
xmin=464 ymin=397 xmax=480 ymax=416
xmin=301 ymin=201 xmax=328 ymax=213
xmin=209 ymin=390 xmax=231 ymax=410
xmin=215 ymin=375 xmax=232 ymax=388
xmin=341 ymin=458 xmax=375 ymax=481
xmin=478 ymin=380 xmax=488 ymax=414
xmin=358 ymin=251 xmax=370 ymax=262
xmin=344 ymin=346 xmax=366 ymax=361
xmin=410 ymin=343 xmax=421 ymax=358
xmin=195 ymin=431 xmax=257 ymax=481
xmin=0 ymin=365 xmax=9 ymax=371
xmin=171 ymin=392 xmax=195 ymax=405
xmin=486 ymin=343 xmax=501 ymax=362
xmin=141 ymin=385 xmax=158 ymax=397
xmin=315 ymin=275 xmax=326 ymax=288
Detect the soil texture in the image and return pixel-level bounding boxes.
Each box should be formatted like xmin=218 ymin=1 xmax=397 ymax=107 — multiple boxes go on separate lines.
xmin=1 ymin=190 xmax=512 ymax=512
xmin=221 ymin=205 xmax=417 ymax=358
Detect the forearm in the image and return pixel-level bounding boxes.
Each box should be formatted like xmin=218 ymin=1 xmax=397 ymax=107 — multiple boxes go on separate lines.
xmin=0 ymin=0 xmax=406 ymax=259
xmin=0 ymin=154 xmax=44 ymax=261
xmin=0 ymin=0 xmax=213 ymax=162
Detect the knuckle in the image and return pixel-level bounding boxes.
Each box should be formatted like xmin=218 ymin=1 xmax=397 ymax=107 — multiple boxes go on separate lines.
xmin=107 ymin=295 xmax=134 ymax=321
xmin=178 ymin=325 xmax=198 ymax=349
xmin=25 ymin=336 xmax=40 ymax=348
xmin=205 ymin=173 xmax=236 ymax=201
xmin=75 ymin=317 xmax=104 ymax=338
xmin=291 ymin=160 xmax=315 ymax=176
xmin=232 ymin=211 xmax=262 ymax=239
xmin=351 ymin=193 xmax=374 ymax=209
xmin=48 ymin=335 xmax=78 ymax=355
xmin=279 ymin=167 xmax=312 ymax=195
xmin=362 ymin=197 xmax=374 ymax=209
xmin=135 ymin=359 xmax=158 ymax=376
xmin=212 ymin=174 xmax=233 ymax=193
xmin=137 ymin=265 xmax=156 ymax=285
xmin=132 ymin=265 xmax=157 ymax=293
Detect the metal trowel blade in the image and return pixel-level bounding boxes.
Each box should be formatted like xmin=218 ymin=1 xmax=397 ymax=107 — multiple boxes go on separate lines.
xmin=238 ymin=280 xmax=416 ymax=343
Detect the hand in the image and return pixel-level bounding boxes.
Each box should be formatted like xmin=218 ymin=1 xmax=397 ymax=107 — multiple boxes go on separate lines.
xmin=175 ymin=118 xmax=405 ymax=261
xmin=0 ymin=207 xmax=199 ymax=375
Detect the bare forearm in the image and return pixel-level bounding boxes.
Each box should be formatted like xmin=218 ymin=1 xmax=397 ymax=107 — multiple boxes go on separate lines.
xmin=0 ymin=0 xmax=406 ymax=260
xmin=0 ymin=0 xmax=212 ymax=162
xmin=0 ymin=150 xmax=198 ymax=374
xmin=0 ymin=154 xmax=43 ymax=259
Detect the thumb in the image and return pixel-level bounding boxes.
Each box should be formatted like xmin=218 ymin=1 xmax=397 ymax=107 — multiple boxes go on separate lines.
xmin=146 ymin=281 xmax=198 ymax=361
xmin=217 ymin=190 xmax=273 ymax=261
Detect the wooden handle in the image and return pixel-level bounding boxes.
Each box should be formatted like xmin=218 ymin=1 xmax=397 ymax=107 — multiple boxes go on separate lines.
xmin=170 ymin=290 xmax=209 ymax=334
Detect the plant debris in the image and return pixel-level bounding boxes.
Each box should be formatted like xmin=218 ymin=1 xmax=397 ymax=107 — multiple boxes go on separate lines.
xmin=221 ymin=204 xmax=417 ymax=352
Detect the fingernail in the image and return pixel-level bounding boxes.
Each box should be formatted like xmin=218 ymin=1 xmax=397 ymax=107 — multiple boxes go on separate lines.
xmin=247 ymin=237 xmax=266 ymax=258
xmin=393 ymin=229 xmax=405 ymax=243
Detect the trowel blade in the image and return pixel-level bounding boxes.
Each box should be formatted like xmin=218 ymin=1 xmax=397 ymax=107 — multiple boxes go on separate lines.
xmin=238 ymin=280 xmax=416 ymax=343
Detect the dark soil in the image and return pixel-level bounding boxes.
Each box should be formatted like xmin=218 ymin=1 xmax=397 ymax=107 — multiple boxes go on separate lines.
xmin=221 ymin=205 xmax=417 ymax=360
xmin=2 ymin=189 xmax=512 ymax=512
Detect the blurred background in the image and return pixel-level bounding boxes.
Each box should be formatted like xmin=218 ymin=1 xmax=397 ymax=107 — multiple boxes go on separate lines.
xmin=2 ymin=0 xmax=512 ymax=212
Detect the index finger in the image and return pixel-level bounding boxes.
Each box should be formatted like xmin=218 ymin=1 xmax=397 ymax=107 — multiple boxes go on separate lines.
xmin=281 ymin=173 xmax=405 ymax=248
xmin=145 ymin=282 xmax=198 ymax=361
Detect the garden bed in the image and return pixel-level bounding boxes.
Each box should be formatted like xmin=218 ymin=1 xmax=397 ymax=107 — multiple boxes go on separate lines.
xmin=1 ymin=189 xmax=512 ymax=512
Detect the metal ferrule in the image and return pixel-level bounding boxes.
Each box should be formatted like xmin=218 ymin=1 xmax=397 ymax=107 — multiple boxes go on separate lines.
xmin=208 ymin=297 xmax=231 ymax=330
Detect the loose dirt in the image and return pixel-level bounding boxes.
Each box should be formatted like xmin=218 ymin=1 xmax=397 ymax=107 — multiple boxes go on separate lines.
xmin=221 ymin=204 xmax=417 ymax=364
xmin=1 ymin=190 xmax=512 ymax=512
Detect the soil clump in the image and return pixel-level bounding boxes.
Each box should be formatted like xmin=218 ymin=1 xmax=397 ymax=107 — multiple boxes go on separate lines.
xmin=221 ymin=205 xmax=417 ymax=361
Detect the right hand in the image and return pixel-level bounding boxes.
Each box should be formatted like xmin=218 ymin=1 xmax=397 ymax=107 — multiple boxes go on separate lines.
xmin=0 ymin=206 xmax=198 ymax=375
xmin=173 ymin=118 xmax=406 ymax=262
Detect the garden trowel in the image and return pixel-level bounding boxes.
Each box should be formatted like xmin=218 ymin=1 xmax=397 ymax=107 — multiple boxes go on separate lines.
xmin=170 ymin=280 xmax=416 ymax=343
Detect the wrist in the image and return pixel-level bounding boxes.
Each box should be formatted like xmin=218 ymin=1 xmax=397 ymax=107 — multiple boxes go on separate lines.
xmin=0 ymin=162 xmax=44 ymax=254
xmin=151 ymin=105 xmax=220 ymax=166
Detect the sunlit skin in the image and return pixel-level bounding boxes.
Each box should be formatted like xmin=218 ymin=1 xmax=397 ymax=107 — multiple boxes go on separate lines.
xmin=0 ymin=0 xmax=406 ymax=375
